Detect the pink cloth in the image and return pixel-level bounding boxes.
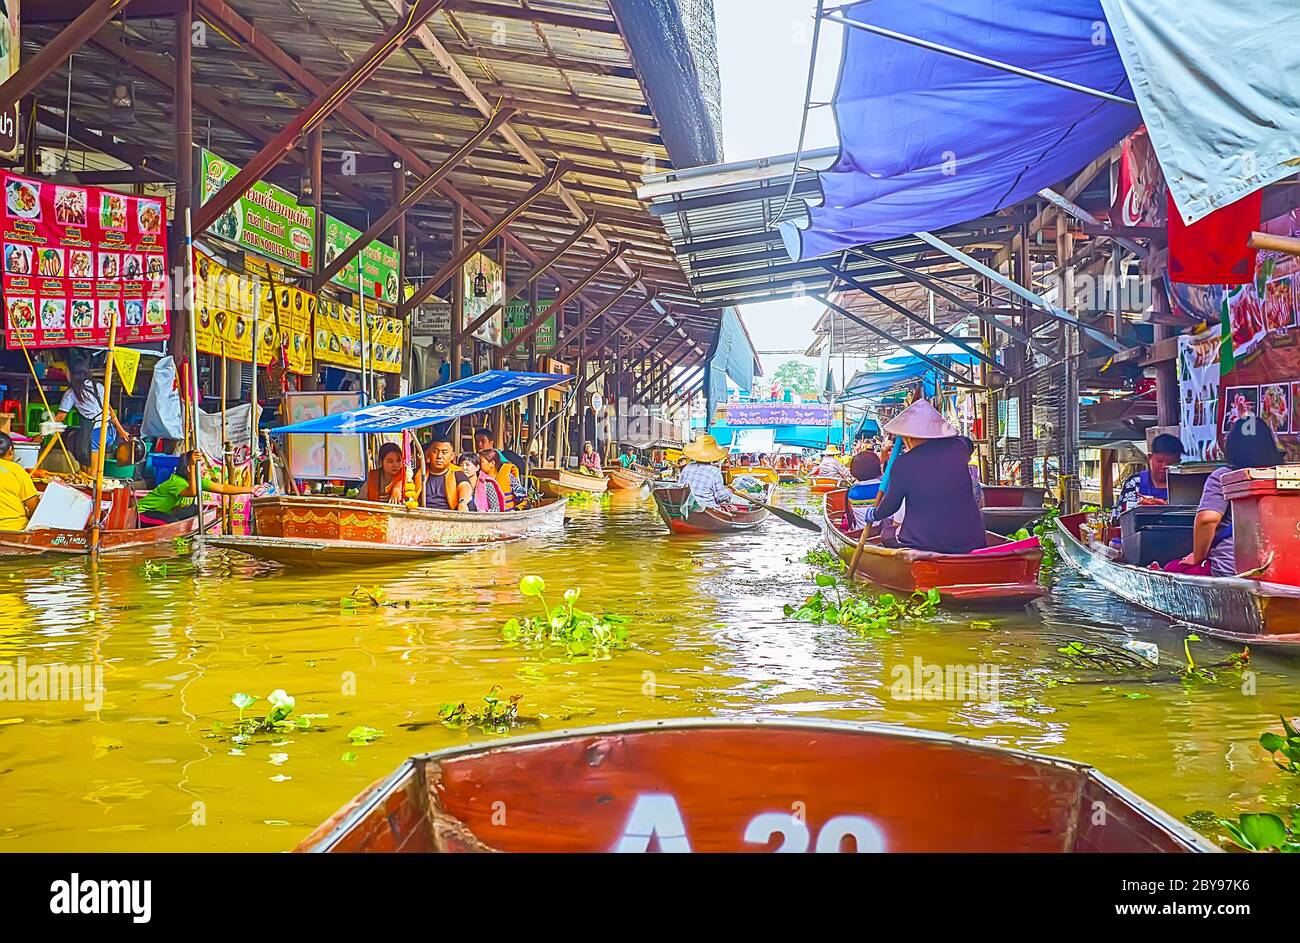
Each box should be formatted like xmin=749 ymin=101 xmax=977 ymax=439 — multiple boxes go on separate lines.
xmin=1152 ymin=558 xmax=1211 ymax=576
xmin=969 ymin=536 xmax=1041 ymax=555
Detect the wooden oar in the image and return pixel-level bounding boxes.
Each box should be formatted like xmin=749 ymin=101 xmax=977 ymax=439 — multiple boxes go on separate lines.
xmin=731 ymin=488 xmax=821 ymax=532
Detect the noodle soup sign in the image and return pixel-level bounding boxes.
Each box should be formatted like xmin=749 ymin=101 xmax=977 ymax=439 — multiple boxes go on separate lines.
xmin=199 ymin=148 xmax=316 ymax=272
xmin=2 ymin=171 xmax=169 ymax=350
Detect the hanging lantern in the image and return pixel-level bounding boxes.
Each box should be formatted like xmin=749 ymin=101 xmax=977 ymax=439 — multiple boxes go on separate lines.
xmin=473 ymin=267 xmax=488 ymax=299
xmin=110 ymin=82 xmax=136 ymax=122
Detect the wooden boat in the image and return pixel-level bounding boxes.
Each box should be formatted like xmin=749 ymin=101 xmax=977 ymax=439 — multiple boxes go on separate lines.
xmin=294 ymin=718 xmax=1215 ymax=853
xmin=0 ymin=512 xmax=210 ymax=557
xmin=533 ymin=467 xmax=608 ymax=497
xmin=206 ymin=494 xmax=566 ymax=567
xmin=777 ymin=471 xmax=803 ymax=485
xmin=603 ymin=464 xmax=649 ymax=491
xmin=810 ymin=475 xmax=846 ymax=494
xmin=1052 ymin=512 xmax=1300 ymax=652
xmin=981 ymin=485 xmax=1048 ymax=535
xmin=652 ymin=482 xmax=772 ymax=534
xmin=822 ymin=489 xmax=1045 ymax=604
xmin=724 ymin=465 xmax=779 ymax=487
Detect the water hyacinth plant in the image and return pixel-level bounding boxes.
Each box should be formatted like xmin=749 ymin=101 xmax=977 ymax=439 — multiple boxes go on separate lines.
xmin=439 ymin=685 xmax=523 ymax=734
xmin=216 ymin=689 xmax=318 ymax=745
xmin=501 ymin=575 xmax=631 ymax=657
xmin=784 ymin=577 xmax=941 ymax=635
xmin=1218 ymin=812 xmax=1300 ymax=853
xmin=1259 ymin=715 xmax=1300 ymax=774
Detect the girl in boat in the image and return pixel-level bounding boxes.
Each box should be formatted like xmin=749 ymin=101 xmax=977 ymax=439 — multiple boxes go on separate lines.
xmin=1177 ymin=417 xmax=1281 ymax=577
xmin=362 ymin=443 xmax=410 ymax=505
xmin=478 ymin=448 xmax=525 ymax=511
xmin=138 ymin=450 xmax=252 ymax=525
xmin=846 ymin=449 xmax=883 ymax=529
xmin=456 ymin=452 xmax=506 ymax=512
xmin=579 ymin=440 xmax=602 ymax=476
xmin=857 ymin=399 xmax=985 ymax=554
xmin=55 ymin=356 xmax=130 ymax=478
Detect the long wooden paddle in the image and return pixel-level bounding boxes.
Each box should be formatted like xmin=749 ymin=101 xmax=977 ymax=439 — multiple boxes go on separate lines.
xmin=731 ymin=488 xmax=821 ymax=532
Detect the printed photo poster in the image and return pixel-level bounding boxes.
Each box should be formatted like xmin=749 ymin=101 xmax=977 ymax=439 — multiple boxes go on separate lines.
xmin=1260 ymin=382 xmax=1290 ymax=435
xmin=462 ymin=251 xmax=504 ymax=346
xmin=1176 ymin=325 xmax=1221 ymax=461
xmin=1221 ymin=385 xmax=1258 ymax=434
xmin=312 ymin=297 xmax=403 ymax=374
xmin=267 ymin=283 xmax=315 ymax=376
xmin=3 ymin=171 xmax=168 ymax=349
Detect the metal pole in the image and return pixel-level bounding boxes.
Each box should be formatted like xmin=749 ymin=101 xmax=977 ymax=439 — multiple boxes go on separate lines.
xmin=185 ymin=208 xmax=206 ymax=551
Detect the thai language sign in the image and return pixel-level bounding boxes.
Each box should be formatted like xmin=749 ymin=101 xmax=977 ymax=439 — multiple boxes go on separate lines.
xmin=504 ymin=298 xmax=557 ymax=351
xmin=312 ymin=297 xmax=403 ymax=374
xmin=323 ymin=214 xmax=400 ymax=305
xmin=193 ymin=250 xmax=312 ymax=374
xmin=199 ymin=148 xmax=316 ymax=271
xmin=726 ymin=402 xmax=831 ymax=426
xmin=3 ymin=171 xmax=169 ymax=349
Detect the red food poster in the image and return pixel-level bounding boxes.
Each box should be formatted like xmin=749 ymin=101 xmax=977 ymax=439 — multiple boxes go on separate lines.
xmin=2 ymin=172 xmax=169 ymax=350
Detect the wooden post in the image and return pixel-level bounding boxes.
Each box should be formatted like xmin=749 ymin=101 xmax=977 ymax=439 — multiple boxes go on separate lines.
xmin=1100 ymin=447 xmax=1115 ymax=508
xmin=89 ymin=311 xmax=119 ymax=555
xmin=450 ymin=202 xmax=464 ymax=444
xmin=170 ymin=0 xmax=194 ymax=362
xmin=388 ymin=162 xmax=406 ymax=399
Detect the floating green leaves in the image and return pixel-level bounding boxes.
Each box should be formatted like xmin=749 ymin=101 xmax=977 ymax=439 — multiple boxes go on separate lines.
xmin=216 ymin=689 xmax=315 ymax=746
xmin=439 ymin=686 xmax=522 ymax=735
xmin=502 ymin=576 xmax=631 ymax=657
xmin=346 ymin=725 xmax=384 ymax=746
xmin=1259 ymin=715 xmax=1300 ymax=774
xmin=1219 ymin=812 xmax=1300 ymax=853
xmin=802 ymin=548 xmax=846 ymax=572
xmin=784 ymin=586 xmax=941 ymax=636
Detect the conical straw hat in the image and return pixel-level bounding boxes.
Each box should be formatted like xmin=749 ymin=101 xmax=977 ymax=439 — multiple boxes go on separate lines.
xmin=682 ymin=433 xmax=728 ymax=463
xmin=882 ymin=399 xmax=959 ymax=439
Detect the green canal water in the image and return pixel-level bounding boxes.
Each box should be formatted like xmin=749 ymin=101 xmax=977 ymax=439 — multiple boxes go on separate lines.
xmin=0 ymin=484 xmax=1297 ymax=851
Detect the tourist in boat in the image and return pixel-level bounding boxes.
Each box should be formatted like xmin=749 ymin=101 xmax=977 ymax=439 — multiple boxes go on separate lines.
xmin=423 ymin=438 xmax=472 ymax=511
xmin=678 ymin=434 xmax=738 ymax=509
xmin=0 ymin=432 xmax=39 ymax=531
xmin=1177 ymin=418 xmax=1282 ymax=578
xmin=138 ymin=450 xmax=251 ymax=525
xmin=478 ymin=448 xmax=525 ymax=511
xmin=958 ymin=436 xmax=984 ymax=509
xmin=617 ymin=446 xmax=636 ymax=469
xmin=856 ymin=399 xmax=985 ymax=554
xmin=474 ymin=428 xmax=525 ymax=472
xmin=454 ymin=452 xmax=505 ymax=512
xmin=814 ymin=446 xmax=852 ymax=482
xmin=1110 ymin=433 xmax=1184 ymax=525
xmin=362 ymin=443 xmax=409 ymax=505
xmin=55 ymin=356 xmax=130 ymax=478
xmin=846 ymin=449 xmax=883 ymax=529
xmin=579 ymin=440 xmax=602 ymax=476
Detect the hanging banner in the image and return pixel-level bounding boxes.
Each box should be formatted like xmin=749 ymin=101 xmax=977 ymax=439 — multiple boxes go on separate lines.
xmin=462 ymin=251 xmax=504 ymax=346
xmin=199 ymin=148 xmax=316 ymax=271
xmin=112 ymin=347 xmax=140 ymax=395
xmin=312 ymin=297 xmax=403 ymax=374
xmin=198 ymin=402 xmax=254 ymax=468
xmin=0 ymin=2 xmax=19 ymax=160
xmin=3 ymin=171 xmax=169 ymax=349
xmin=322 ymin=215 xmax=400 ymax=306
xmin=504 ymin=298 xmax=557 ymax=351
xmin=192 ymin=250 xmax=313 ymax=374
xmin=726 ymin=403 xmax=830 ymax=426
xmin=1176 ymin=325 xmax=1222 ymax=461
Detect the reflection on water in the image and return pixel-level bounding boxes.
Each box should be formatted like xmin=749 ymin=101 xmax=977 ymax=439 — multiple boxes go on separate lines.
xmin=0 ymin=485 xmax=1297 ymax=851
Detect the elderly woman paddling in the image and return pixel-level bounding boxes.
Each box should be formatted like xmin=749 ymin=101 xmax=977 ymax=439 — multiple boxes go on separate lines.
xmin=857 ymin=399 xmax=985 ymax=554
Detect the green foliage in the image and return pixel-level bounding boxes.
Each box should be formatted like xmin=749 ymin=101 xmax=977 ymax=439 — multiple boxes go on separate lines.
xmin=803 ymin=548 xmax=846 ymax=572
xmin=502 ymin=578 xmax=631 ymax=657
xmin=1219 ymin=812 xmax=1300 ymax=852
xmin=784 ymin=586 xmax=941 ymax=635
xmin=771 ymin=360 xmax=819 ymax=398
xmin=1259 ymin=715 xmax=1300 ymax=774
xmin=439 ymin=685 xmax=523 ymax=734
xmin=142 ymin=560 xmax=168 ymax=580
xmin=216 ymin=689 xmax=316 ymax=746
xmin=346 ymin=725 xmax=383 ymax=746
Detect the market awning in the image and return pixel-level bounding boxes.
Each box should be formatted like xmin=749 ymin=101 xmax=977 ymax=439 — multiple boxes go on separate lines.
xmin=270 ymin=370 xmax=568 ymax=435
xmin=840 ymin=363 xmax=936 ymax=402
xmin=781 ymin=0 xmax=1139 ymax=261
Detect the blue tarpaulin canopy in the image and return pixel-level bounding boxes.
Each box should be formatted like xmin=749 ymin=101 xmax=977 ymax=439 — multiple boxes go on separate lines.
xmin=270 ymin=370 xmax=569 ymax=435
xmin=782 ymin=0 xmax=1139 ymax=260
xmin=839 ymin=363 xmax=936 ymax=402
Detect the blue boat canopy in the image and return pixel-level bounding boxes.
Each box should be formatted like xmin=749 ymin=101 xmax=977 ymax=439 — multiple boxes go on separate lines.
xmin=270 ymin=370 xmax=570 ymax=435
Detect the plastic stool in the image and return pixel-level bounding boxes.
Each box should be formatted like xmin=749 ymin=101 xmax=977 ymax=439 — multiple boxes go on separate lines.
xmin=24 ymin=403 xmax=48 ymax=436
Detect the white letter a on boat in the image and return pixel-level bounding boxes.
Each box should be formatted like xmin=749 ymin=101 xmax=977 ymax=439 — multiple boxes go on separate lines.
xmin=613 ymin=793 xmax=692 ymax=853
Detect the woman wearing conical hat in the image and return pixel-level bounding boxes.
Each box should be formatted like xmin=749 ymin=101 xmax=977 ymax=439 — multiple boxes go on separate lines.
xmin=678 ymin=434 xmax=738 ymax=509
xmin=858 ymin=400 xmax=985 ymax=554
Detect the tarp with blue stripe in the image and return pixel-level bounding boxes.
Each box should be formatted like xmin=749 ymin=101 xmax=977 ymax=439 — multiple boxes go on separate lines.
xmin=705 ymin=308 xmax=756 ymax=430
xmin=781 ymin=0 xmax=1138 ymax=260
xmin=270 ymin=370 xmax=568 ymax=435
xmin=838 ymin=363 xmax=936 ymax=402
xmin=694 ymin=421 xmax=845 ymax=450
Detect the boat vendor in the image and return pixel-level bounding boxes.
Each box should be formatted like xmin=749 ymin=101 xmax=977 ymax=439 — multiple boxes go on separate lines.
xmin=362 ymin=443 xmax=411 ymax=505
xmin=1178 ymin=418 xmax=1282 ymax=577
xmin=54 ymin=356 xmax=130 ymax=478
xmin=678 ymin=434 xmax=739 ymax=510
xmin=617 ymin=447 xmax=636 ymax=469
xmin=138 ymin=450 xmax=252 ymax=525
xmin=856 ymin=400 xmax=985 ymax=554
xmin=0 ymin=432 xmax=40 ymax=531
xmin=478 ymin=448 xmax=526 ymax=510
xmin=814 ymin=445 xmax=852 ymax=481
xmin=474 ymin=428 xmax=525 ymax=473
xmin=422 ymin=437 xmax=473 ymax=511
xmin=579 ymin=440 xmax=602 ymax=475
xmin=1110 ymin=433 xmax=1183 ymax=525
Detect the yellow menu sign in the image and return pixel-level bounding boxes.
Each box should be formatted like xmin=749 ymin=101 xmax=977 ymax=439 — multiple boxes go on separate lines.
xmin=193 ymin=250 xmax=313 ymax=374
xmin=313 ymin=297 xmax=403 ymax=374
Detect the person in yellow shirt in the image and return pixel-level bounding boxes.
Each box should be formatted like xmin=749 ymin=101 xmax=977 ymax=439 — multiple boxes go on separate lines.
xmin=0 ymin=432 xmax=40 ymax=531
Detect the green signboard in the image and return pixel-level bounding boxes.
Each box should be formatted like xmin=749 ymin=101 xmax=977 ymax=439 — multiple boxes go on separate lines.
xmin=505 ymin=298 xmax=557 ymax=352
xmin=198 ymin=148 xmax=316 ymax=271
xmin=323 ymin=215 xmax=401 ymax=307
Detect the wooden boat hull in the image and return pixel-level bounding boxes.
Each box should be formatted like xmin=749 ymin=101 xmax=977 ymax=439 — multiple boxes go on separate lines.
xmin=810 ymin=476 xmax=844 ymax=494
xmin=980 ymin=485 xmax=1047 ymax=535
xmin=652 ymin=482 xmax=771 ymax=534
xmin=603 ymin=466 xmax=648 ymax=491
xmin=239 ymin=495 xmax=565 ymax=566
xmin=823 ymin=490 xmax=1045 ymax=605
xmin=534 ymin=468 xmax=608 ymax=496
xmin=724 ymin=466 xmax=779 ymax=487
xmin=982 ymin=506 xmax=1044 ymax=536
xmin=207 ymin=534 xmax=519 ymax=567
xmin=0 ymin=512 xmax=208 ymax=557
xmin=1052 ymin=513 xmax=1300 ymax=652
xmin=777 ymin=473 xmax=803 ymax=484
xmin=295 ymin=718 xmax=1214 ymax=853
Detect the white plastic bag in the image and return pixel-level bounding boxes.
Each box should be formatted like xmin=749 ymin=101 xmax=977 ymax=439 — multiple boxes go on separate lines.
xmin=141 ymin=355 xmax=184 ymax=439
